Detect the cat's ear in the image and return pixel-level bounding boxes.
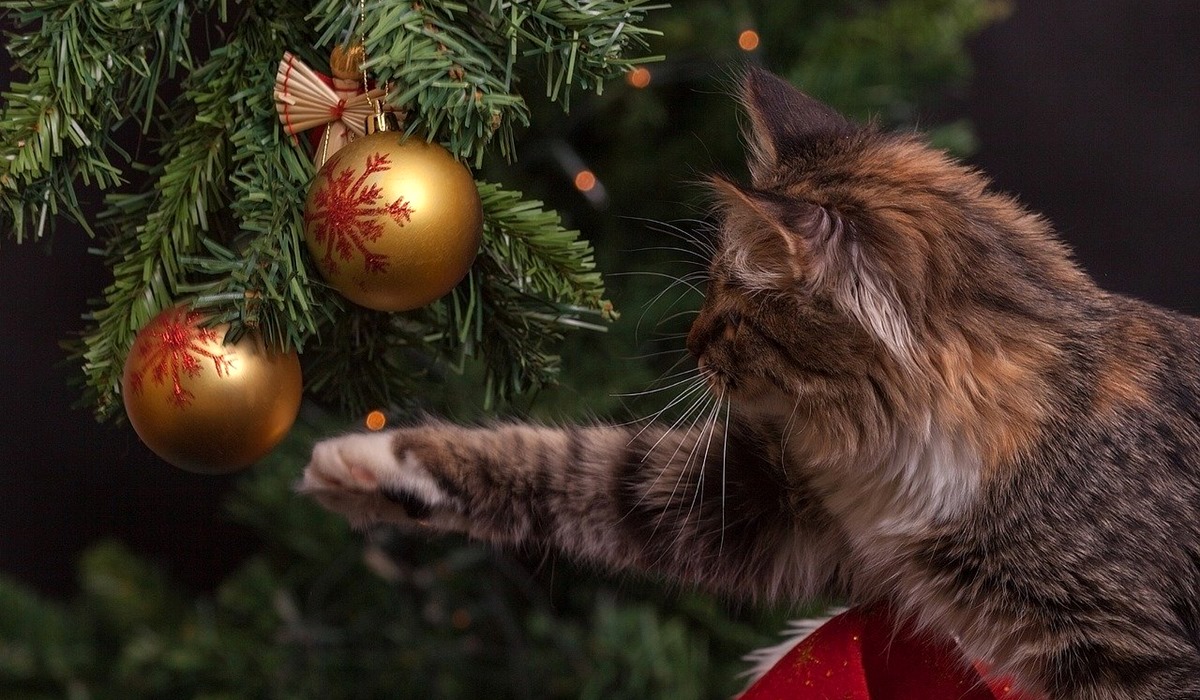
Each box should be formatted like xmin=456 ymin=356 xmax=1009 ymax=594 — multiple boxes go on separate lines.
xmin=710 ymin=175 xmax=915 ymax=363
xmin=741 ymin=68 xmax=851 ymax=183
xmin=707 ymin=175 xmax=829 ymax=287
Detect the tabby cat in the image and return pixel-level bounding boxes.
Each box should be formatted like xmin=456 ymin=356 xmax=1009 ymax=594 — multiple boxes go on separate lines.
xmin=301 ymin=68 xmax=1200 ymax=699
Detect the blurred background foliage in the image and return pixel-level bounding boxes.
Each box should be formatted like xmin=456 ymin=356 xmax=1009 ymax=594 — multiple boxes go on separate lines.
xmin=0 ymin=0 xmax=1004 ymax=697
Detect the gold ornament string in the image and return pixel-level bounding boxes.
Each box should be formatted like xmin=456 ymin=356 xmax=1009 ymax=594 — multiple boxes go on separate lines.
xmin=357 ymin=0 xmax=394 ymax=134
xmin=359 ymin=0 xmax=371 ymax=99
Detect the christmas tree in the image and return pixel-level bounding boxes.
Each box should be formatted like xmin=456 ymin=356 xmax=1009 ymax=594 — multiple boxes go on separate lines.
xmin=1 ymin=0 xmax=658 ymax=425
xmin=0 ymin=0 xmax=1004 ymax=697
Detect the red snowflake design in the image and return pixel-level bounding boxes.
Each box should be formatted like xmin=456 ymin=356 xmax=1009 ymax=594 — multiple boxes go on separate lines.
xmin=127 ymin=308 xmax=235 ymax=408
xmin=307 ymin=151 xmax=415 ymax=274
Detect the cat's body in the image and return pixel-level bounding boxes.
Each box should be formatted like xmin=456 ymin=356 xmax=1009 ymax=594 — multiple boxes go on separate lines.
xmin=302 ymin=69 xmax=1200 ymax=699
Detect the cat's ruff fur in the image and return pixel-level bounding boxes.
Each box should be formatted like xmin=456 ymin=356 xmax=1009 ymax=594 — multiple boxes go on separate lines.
xmin=302 ymin=68 xmax=1200 ymax=699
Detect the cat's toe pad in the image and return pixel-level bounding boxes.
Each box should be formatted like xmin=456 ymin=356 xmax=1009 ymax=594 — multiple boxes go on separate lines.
xmin=300 ymin=431 xmax=457 ymax=528
xmin=303 ymin=432 xmax=395 ymax=491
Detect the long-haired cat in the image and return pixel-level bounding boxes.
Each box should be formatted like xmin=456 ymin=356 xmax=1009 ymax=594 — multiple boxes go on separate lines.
xmin=301 ymin=68 xmax=1200 ymax=699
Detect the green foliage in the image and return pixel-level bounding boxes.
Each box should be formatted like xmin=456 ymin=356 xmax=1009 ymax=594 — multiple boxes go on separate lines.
xmin=0 ymin=0 xmax=208 ymax=241
xmin=291 ymin=183 xmax=611 ymax=417
xmin=782 ymin=0 xmax=1008 ymax=123
xmin=79 ymin=5 xmax=301 ymax=418
xmin=441 ymin=182 xmax=612 ymax=407
xmin=0 ymin=577 xmax=82 ymax=695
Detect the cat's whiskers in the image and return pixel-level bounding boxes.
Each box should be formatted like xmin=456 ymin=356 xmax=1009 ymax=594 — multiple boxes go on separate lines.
xmin=611 ymin=269 xmax=707 ymax=298
xmin=618 ymin=223 xmax=711 ymax=374
xmin=627 ymin=388 xmax=717 ymax=555
xmin=680 ymin=386 xmax=726 ymax=541
xmin=679 ymin=396 xmax=720 ymax=521
xmin=625 ymin=245 xmax=712 ymax=268
xmin=621 ymin=371 xmax=710 ymax=437
xmin=628 ymin=268 xmax=708 ymax=343
xmin=638 ymin=353 xmax=707 ymax=403
xmin=662 ymin=222 xmax=719 ymax=260
xmin=617 ymin=380 xmax=717 ymax=533
xmin=611 ymin=366 xmax=703 ymax=399
xmin=720 ymin=393 xmax=729 ymax=559
xmin=624 ymin=347 xmax=690 ymax=361
xmin=615 ymin=340 xmax=700 ymax=416
xmin=650 ymin=354 xmax=704 ymax=381
xmin=649 ymin=331 xmax=692 ymax=342
xmin=657 ymin=308 xmax=702 ymax=325
xmin=657 ymin=372 xmax=720 ymax=521
xmin=618 ymin=360 xmax=723 ymax=531
xmin=622 ymin=215 xmax=719 ymax=258
xmin=641 ymin=376 xmax=717 ymax=460
xmin=646 ymin=387 xmax=719 ymax=562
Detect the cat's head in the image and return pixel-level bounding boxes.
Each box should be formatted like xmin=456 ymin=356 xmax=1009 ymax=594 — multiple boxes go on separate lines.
xmin=688 ymin=68 xmax=1086 ymax=445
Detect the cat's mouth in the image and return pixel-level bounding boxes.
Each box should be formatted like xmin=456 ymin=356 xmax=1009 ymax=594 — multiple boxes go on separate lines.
xmin=698 ymin=356 xmax=751 ymax=397
xmin=699 ymin=356 xmax=794 ymax=410
xmin=697 ymin=356 xmax=727 ymax=390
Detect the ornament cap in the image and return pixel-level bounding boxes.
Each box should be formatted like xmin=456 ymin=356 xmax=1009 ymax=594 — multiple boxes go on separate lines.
xmin=365 ymin=100 xmax=400 ymax=135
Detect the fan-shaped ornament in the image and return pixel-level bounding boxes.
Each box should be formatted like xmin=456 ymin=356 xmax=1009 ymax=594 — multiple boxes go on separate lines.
xmin=274 ymin=44 xmax=388 ymax=167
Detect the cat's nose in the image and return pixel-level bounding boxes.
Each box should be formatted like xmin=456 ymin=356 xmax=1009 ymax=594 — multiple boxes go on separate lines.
xmin=685 ymin=314 xmax=712 ymax=359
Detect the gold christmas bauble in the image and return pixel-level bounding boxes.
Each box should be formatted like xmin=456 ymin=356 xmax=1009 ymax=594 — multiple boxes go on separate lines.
xmin=303 ymin=132 xmax=483 ymax=311
xmin=121 ymin=306 xmax=303 ymax=474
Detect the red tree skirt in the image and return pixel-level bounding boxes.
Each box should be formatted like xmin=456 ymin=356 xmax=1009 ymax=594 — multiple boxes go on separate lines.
xmin=739 ymin=605 xmax=1040 ymax=700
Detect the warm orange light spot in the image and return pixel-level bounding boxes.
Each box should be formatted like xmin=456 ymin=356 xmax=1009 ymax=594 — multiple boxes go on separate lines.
xmin=365 ymin=410 xmax=387 ymax=431
xmin=738 ymin=29 xmax=760 ymax=52
xmin=626 ymin=66 xmax=651 ymax=88
xmin=573 ymin=169 xmax=597 ymax=192
xmin=451 ymin=608 xmax=472 ymax=629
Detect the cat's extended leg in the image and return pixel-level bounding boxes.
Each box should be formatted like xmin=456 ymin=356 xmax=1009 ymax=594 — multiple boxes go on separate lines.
xmin=301 ymin=421 xmax=847 ymax=599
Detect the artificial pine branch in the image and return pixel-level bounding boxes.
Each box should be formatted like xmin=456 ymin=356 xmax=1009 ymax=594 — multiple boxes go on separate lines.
xmin=301 ymin=307 xmax=435 ymax=416
xmin=77 ymin=19 xmax=268 ymax=418
xmin=476 ymin=182 xmax=608 ymax=308
xmin=310 ymin=0 xmax=664 ymax=166
xmin=299 ymin=183 xmax=613 ymax=415
xmin=0 ymin=0 xmax=210 ymax=241
xmin=428 ymin=182 xmax=611 ymax=407
xmin=188 ymin=11 xmax=328 ymax=350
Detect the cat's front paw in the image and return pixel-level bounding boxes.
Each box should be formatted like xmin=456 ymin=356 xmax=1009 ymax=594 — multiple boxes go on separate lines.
xmin=299 ymin=431 xmax=464 ymax=530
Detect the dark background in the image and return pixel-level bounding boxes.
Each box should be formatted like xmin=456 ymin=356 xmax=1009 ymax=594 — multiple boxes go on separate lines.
xmin=2 ymin=0 xmax=1197 ymax=596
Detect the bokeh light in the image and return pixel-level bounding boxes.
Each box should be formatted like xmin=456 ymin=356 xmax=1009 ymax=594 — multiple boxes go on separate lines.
xmin=738 ymin=29 xmax=760 ymax=51
xmin=573 ymin=169 xmax=597 ymax=192
xmin=365 ymin=410 xmax=387 ymax=431
xmin=626 ymin=66 xmax=651 ymax=88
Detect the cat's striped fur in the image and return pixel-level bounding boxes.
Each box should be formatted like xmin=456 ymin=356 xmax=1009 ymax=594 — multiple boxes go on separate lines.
xmin=302 ymin=68 xmax=1200 ymax=698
